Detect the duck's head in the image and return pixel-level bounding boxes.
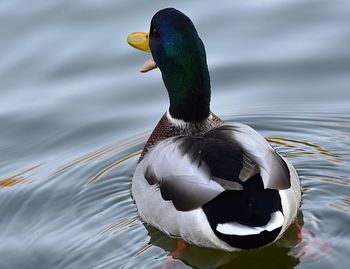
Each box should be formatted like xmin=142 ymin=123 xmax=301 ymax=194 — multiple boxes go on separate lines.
xmin=127 ymin=8 xmax=211 ymax=122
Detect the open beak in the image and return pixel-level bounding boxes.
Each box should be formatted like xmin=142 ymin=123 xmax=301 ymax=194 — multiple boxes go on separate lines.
xmin=127 ymin=32 xmax=157 ymax=73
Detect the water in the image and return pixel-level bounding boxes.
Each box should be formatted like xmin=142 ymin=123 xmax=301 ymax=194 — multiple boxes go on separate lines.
xmin=0 ymin=0 xmax=349 ymax=268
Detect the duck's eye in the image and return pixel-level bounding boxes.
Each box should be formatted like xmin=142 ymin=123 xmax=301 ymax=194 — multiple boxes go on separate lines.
xmin=152 ymin=27 xmax=159 ymax=37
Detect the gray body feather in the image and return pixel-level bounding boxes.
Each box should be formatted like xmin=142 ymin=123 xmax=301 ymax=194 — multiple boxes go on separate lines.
xmin=142 ymin=123 xmax=291 ymax=212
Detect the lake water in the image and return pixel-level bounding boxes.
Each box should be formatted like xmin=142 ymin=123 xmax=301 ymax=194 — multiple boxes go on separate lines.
xmin=0 ymin=0 xmax=349 ymax=268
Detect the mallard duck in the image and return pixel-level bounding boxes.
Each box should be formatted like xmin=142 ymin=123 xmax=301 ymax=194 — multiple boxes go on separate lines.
xmin=127 ymin=8 xmax=301 ymax=250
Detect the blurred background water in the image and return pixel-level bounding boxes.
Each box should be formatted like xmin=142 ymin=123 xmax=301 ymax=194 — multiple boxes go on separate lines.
xmin=0 ymin=0 xmax=350 ymax=268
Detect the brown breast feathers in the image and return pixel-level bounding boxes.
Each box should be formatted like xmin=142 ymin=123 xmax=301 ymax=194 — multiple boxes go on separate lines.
xmin=139 ymin=112 xmax=223 ymax=162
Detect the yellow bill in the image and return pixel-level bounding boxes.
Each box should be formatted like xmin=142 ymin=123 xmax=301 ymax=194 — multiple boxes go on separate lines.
xmin=127 ymin=32 xmax=157 ymax=73
xmin=127 ymin=32 xmax=151 ymax=52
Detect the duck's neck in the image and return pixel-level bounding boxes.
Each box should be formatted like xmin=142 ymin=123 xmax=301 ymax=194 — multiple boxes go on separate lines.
xmin=167 ymin=83 xmax=210 ymax=122
xmin=161 ymin=41 xmax=211 ymax=122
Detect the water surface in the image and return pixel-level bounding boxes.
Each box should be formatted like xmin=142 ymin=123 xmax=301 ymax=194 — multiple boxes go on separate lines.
xmin=1 ymin=0 xmax=349 ymax=268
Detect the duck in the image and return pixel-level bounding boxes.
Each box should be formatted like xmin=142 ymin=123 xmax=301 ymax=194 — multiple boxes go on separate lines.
xmin=127 ymin=8 xmax=301 ymax=251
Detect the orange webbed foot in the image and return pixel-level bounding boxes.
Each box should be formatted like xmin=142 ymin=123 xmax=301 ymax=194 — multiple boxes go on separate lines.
xmin=160 ymin=240 xmax=188 ymax=269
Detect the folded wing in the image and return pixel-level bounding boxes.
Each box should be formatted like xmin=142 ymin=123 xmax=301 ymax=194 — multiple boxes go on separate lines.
xmin=141 ymin=123 xmax=291 ymax=212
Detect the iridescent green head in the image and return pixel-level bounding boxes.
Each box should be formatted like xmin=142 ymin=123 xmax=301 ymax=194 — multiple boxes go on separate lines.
xmin=128 ymin=8 xmax=211 ymax=122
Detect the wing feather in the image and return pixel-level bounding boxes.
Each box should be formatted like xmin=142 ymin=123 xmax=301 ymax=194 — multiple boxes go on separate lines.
xmin=206 ymin=123 xmax=291 ymax=190
xmin=143 ymin=139 xmax=224 ymax=211
xmin=141 ymin=122 xmax=291 ymax=212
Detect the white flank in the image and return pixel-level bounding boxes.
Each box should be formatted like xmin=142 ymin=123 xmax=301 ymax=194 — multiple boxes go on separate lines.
xmin=216 ymin=211 xmax=284 ymax=236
